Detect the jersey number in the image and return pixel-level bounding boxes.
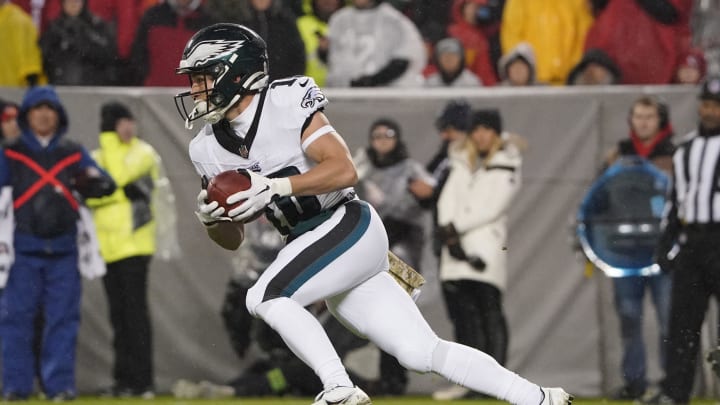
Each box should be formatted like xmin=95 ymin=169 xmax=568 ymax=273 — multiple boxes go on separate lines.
xmin=270 ymin=77 xmax=298 ymax=89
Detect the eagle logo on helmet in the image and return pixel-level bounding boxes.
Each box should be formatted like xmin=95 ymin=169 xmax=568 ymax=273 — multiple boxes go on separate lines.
xmin=179 ymin=40 xmax=246 ymax=70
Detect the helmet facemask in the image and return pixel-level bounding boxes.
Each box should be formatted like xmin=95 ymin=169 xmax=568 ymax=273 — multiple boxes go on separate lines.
xmin=175 ymin=63 xmax=240 ymax=129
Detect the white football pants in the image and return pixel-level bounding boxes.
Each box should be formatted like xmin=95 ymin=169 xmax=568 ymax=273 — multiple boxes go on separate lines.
xmin=246 ymin=201 xmax=542 ymax=405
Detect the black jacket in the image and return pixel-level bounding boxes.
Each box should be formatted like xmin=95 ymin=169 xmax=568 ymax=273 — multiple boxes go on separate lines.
xmin=40 ymin=11 xmax=117 ymax=85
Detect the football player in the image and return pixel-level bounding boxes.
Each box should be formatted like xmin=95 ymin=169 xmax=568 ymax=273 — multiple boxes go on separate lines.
xmin=175 ymin=23 xmax=573 ymax=405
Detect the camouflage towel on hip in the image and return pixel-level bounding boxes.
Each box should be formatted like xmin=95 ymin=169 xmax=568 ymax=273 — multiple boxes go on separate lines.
xmin=387 ymin=251 xmax=425 ymax=295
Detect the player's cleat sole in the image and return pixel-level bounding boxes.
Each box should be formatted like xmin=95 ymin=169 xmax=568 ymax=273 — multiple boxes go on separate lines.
xmin=540 ymin=387 xmax=574 ymax=405
xmin=312 ymin=385 xmax=372 ymax=405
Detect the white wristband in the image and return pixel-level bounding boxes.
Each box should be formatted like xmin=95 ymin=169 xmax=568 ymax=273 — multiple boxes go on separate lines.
xmin=271 ymin=177 xmax=293 ymax=197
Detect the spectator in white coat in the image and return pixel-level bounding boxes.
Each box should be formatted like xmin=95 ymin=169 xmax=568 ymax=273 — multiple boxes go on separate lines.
xmin=434 ymin=109 xmax=522 ymax=400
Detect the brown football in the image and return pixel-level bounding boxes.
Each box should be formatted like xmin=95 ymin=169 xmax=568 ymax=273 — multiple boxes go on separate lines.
xmin=208 ymin=221 xmax=245 ymax=251
xmin=206 ymin=170 xmax=252 ymax=216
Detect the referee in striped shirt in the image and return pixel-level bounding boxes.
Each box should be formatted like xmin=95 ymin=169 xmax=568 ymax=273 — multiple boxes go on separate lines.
xmin=642 ymin=75 xmax=720 ymax=405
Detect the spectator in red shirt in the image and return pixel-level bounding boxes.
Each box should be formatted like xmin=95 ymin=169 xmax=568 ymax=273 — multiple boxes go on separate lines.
xmin=128 ymin=0 xmax=216 ymax=86
xmin=584 ymin=0 xmax=694 ymax=84
xmin=446 ymin=0 xmax=501 ymax=86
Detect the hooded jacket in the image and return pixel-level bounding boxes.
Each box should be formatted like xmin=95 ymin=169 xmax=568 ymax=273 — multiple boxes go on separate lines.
xmin=497 ymin=42 xmax=538 ymax=85
xmin=500 ymin=0 xmax=593 ymax=85
xmin=0 ymin=2 xmax=46 ymax=86
xmin=0 ymin=86 xmax=115 ymax=254
xmin=446 ymin=0 xmax=498 ymax=86
xmin=425 ymin=37 xmax=482 ymax=87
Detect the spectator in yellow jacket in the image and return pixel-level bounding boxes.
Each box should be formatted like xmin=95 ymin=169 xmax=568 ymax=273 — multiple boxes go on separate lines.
xmin=500 ymin=0 xmax=593 ymax=85
xmin=86 ymin=101 xmax=159 ymax=399
xmin=296 ymin=0 xmax=343 ymax=86
xmin=0 ymin=1 xmax=45 ymax=86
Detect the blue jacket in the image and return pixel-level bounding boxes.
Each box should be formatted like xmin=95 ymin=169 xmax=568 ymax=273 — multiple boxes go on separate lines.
xmin=0 ymin=86 xmax=115 ymax=254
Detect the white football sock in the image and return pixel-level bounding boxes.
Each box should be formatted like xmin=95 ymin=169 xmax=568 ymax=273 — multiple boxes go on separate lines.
xmin=431 ymin=340 xmax=542 ymax=405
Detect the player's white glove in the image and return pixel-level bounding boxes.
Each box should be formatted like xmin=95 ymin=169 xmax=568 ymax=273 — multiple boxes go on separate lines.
xmin=195 ymin=189 xmax=230 ymax=226
xmin=226 ymin=171 xmax=292 ymax=222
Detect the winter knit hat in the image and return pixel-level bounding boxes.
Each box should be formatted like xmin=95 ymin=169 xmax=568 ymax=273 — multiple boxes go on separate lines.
xmin=700 ymin=75 xmax=720 ymax=103
xmin=434 ymin=37 xmax=464 ymax=58
xmin=469 ymin=109 xmax=502 ymax=134
xmin=435 ymin=100 xmax=471 ymax=131
xmin=369 ymin=117 xmax=402 ymax=139
xmin=100 ymin=101 xmax=133 ymax=132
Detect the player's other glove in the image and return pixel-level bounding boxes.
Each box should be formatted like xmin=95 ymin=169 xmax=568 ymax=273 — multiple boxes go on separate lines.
xmin=226 ymin=171 xmax=292 ymax=222
xmin=196 ymin=189 xmax=229 ymax=226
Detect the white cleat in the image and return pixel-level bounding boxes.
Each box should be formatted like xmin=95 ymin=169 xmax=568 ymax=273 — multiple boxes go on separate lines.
xmin=432 ymin=384 xmax=471 ymax=400
xmin=312 ymin=386 xmax=372 ymax=405
xmin=540 ymin=387 xmax=574 ymax=405
xmin=171 ymin=379 xmax=201 ymax=399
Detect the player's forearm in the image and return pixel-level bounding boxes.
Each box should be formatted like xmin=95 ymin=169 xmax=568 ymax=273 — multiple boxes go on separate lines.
xmin=289 ymin=156 xmax=357 ymax=196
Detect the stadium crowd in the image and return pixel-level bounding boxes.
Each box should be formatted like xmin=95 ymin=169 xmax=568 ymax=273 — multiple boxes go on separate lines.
xmin=0 ymin=0 xmax=718 ymax=88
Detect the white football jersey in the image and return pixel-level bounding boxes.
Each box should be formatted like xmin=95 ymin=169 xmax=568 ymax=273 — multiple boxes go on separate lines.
xmin=189 ymin=76 xmax=355 ymax=234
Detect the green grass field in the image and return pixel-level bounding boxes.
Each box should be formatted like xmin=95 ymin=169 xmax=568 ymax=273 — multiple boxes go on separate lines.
xmin=10 ymin=397 xmax=720 ymax=405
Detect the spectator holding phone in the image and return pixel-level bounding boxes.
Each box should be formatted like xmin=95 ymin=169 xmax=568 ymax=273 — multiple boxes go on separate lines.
xmin=352 ymin=117 xmax=436 ymax=395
